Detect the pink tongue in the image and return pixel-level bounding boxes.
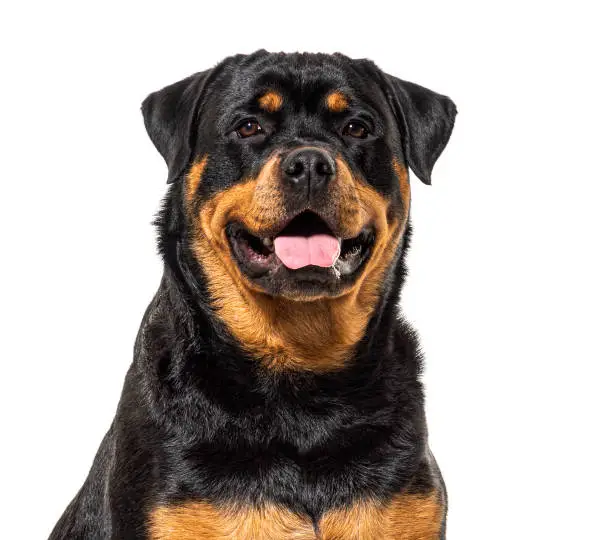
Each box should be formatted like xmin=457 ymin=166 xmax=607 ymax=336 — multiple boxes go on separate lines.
xmin=273 ymin=234 xmax=340 ymax=270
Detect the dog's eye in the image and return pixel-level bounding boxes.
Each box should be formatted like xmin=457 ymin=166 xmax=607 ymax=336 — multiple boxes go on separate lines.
xmin=342 ymin=121 xmax=369 ymax=139
xmin=236 ymin=120 xmax=264 ymax=138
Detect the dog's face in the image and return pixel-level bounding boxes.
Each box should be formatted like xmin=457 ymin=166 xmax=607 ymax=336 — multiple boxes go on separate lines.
xmin=142 ymin=51 xmax=455 ymax=369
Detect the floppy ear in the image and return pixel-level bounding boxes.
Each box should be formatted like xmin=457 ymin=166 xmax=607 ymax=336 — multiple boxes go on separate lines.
xmin=141 ymin=70 xmax=211 ymax=184
xmin=386 ymin=76 xmax=457 ymax=185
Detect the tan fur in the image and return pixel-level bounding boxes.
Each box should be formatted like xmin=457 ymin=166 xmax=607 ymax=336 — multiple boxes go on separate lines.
xmin=319 ymin=500 xmax=385 ymax=539
xmin=393 ymin=158 xmax=411 ymax=208
xmin=384 ymin=492 xmax=443 ymax=539
xmin=148 ymin=491 xmax=441 ymax=539
xmin=185 ymin=155 xmax=207 ymax=204
xmin=188 ymin=155 xmax=410 ymax=372
xmin=319 ymin=491 xmax=442 ymax=539
xmin=148 ymin=502 xmax=315 ymax=539
xmin=258 ymin=91 xmax=283 ymax=113
xmin=326 ymin=91 xmax=350 ymax=113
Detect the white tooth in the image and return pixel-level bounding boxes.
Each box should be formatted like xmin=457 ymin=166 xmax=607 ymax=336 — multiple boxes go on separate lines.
xmin=262 ymin=237 xmax=273 ymax=248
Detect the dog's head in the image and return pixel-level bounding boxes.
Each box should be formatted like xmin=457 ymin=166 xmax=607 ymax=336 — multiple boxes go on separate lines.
xmin=142 ymin=51 xmax=456 ymax=370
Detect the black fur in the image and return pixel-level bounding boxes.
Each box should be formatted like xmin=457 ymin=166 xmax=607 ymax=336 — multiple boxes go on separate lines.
xmin=50 ymin=50 xmax=456 ymax=539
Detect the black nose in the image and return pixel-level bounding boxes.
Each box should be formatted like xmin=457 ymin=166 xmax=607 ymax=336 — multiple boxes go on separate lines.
xmin=281 ymin=147 xmax=336 ymax=196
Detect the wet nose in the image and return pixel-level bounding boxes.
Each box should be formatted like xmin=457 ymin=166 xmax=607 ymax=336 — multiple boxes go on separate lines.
xmin=281 ymin=147 xmax=336 ymax=196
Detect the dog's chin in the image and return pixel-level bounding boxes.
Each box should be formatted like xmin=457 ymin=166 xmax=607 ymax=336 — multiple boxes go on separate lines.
xmin=225 ymin=212 xmax=375 ymax=300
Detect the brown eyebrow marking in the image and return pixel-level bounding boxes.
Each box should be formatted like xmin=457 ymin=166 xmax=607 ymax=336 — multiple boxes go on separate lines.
xmin=258 ymin=91 xmax=283 ymax=113
xmin=326 ymin=91 xmax=349 ymax=113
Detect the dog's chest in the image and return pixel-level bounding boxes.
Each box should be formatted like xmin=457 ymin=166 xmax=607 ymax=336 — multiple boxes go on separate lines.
xmin=147 ymin=490 xmax=443 ymax=539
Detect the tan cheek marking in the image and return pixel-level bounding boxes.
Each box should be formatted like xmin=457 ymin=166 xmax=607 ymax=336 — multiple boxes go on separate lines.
xmin=148 ymin=502 xmax=316 ymax=539
xmin=186 ymin=156 xmax=208 ymax=204
xmin=258 ymin=91 xmax=283 ymax=113
xmin=392 ymin=158 xmax=411 ymax=209
xmin=332 ymin=157 xmax=407 ymax=322
xmin=326 ymin=91 xmax=349 ymax=113
xmin=319 ymin=492 xmax=443 ymax=539
xmin=200 ymin=157 xmax=286 ymax=249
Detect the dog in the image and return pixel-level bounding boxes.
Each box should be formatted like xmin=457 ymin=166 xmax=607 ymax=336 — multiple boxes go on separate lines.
xmin=50 ymin=50 xmax=456 ymax=539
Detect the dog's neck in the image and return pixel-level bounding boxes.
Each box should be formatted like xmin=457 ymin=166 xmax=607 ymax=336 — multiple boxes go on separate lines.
xmin=137 ymin=241 xmax=421 ymax=447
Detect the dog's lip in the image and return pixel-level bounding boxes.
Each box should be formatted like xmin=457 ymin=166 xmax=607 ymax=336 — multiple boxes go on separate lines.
xmin=230 ymin=209 xmax=340 ymax=241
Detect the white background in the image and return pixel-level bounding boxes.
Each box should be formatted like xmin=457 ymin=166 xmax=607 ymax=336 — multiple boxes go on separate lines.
xmin=1 ymin=1 xmax=611 ymax=538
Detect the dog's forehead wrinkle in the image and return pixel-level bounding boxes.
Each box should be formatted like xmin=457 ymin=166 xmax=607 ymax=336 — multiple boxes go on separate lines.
xmin=212 ymin=52 xmax=384 ymax=109
xmin=242 ymin=62 xmax=352 ymax=107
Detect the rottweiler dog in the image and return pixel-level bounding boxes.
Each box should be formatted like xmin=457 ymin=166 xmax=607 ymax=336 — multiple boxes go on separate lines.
xmin=50 ymin=50 xmax=456 ymax=539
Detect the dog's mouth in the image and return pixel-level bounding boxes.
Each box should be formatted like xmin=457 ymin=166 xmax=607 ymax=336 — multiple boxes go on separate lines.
xmin=226 ymin=211 xmax=374 ymax=294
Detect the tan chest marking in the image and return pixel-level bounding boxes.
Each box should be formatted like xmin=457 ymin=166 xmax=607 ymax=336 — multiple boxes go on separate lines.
xmin=149 ymin=502 xmax=316 ymax=539
xmin=149 ymin=491 xmax=442 ymax=540
xmin=319 ymin=491 xmax=443 ymax=539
